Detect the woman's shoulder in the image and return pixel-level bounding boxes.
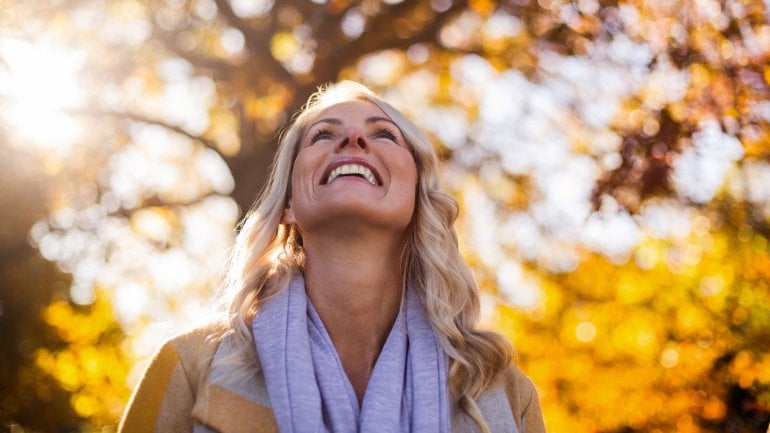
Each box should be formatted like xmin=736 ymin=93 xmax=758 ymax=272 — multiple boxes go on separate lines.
xmin=164 ymin=324 xmax=224 ymax=359
xmin=498 ymin=362 xmax=536 ymax=407
xmin=118 ymin=324 xmax=225 ymax=432
xmin=498 ymin=362 xmax=547 ymax=433
xmin=161 ymin=324 xmax=229 ymax=379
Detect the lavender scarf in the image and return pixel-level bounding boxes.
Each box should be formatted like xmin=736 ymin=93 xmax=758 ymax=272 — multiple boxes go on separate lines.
xmin=251 ymin=275 xmax=450 ymax=433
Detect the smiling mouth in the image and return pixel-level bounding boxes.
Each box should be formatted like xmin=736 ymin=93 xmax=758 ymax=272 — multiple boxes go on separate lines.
xmin=325 ymin=163 xmax=380 ymax=186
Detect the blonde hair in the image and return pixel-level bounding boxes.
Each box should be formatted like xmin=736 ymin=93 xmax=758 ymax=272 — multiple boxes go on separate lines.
xmin=218 ymin=81 xmax=512 ymax=431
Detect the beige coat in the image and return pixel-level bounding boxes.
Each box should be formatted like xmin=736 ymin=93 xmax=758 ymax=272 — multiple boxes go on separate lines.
xmin=118 ymin=326 xmax=546 ymax=433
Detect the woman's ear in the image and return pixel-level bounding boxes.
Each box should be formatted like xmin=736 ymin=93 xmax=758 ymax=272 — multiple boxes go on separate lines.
xmin=281 ymin=203 xmax=296 ymax=225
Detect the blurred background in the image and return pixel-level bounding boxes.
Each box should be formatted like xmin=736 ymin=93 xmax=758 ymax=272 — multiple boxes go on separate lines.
xmin=1 ymin=0 xmax=769 ymax=432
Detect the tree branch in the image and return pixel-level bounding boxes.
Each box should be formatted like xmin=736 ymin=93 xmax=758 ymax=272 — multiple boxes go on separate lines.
xmin=153 ymin=27 xmax=236 ymax=78
xmin=108 ymin=191 xmax=222 ymax=217
xmin=211 ymin=0 xmax=296 ymax=83
xmin=315 ymin=0 xmax=468 ymax=84
xmin=69 ymin=108 xmax=224 ymax=157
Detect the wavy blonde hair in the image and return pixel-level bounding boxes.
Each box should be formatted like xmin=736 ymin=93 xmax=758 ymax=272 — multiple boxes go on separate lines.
xmin=218 ymin=81 xmax=512 ymax=432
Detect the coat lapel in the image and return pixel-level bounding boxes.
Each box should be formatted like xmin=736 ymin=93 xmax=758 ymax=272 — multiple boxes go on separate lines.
xmin=192 ymin=334 xmax=278 ymax=433
xmin=192 ymin=384 xmax=279 ymax=433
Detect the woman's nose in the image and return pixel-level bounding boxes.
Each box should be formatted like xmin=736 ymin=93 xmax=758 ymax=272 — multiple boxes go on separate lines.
xmin=335 ymin=127 xmax=368 ymax=152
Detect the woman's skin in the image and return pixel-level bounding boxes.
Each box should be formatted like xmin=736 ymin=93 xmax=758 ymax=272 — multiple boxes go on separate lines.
xmin=281 ymin=100 xmax=418 ymax=404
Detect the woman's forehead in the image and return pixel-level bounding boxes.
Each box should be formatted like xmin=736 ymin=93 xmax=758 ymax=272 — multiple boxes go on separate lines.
xmin=309 ymin=99 xmax=390 ymax=124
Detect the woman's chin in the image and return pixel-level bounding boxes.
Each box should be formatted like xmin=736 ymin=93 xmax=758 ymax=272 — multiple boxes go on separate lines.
xmin=300 ymin=204 xmax=413 ymax=235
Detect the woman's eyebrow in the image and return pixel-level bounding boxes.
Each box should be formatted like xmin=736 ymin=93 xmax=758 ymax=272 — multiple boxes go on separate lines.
xmin=307 ymin=116 xmax=396 ymax=129
xmin=367 ymin=116 xmax=397 ymax=126
xmin=308 ymin=118 xmax=343 ymax=129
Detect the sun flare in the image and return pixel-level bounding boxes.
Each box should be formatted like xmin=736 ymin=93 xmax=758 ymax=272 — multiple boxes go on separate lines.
xmin=0 ymin=37 xmax=86 ymax=152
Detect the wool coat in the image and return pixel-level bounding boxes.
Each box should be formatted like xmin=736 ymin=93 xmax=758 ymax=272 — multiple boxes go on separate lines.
xmin=118 ymin=326 xmax=546 ymax=433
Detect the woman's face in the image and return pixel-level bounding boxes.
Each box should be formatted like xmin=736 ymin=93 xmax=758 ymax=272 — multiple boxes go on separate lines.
xmin=283 ymin=99 xmax=418 ymax=236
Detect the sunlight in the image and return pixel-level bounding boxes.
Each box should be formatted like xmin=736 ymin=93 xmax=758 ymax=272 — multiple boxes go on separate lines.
xmin=0 ymin=37 xmax=86 ymax=152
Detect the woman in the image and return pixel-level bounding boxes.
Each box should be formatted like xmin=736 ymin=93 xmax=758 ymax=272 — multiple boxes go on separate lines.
xmin=118 ymin=81 xmax=545 ymax=433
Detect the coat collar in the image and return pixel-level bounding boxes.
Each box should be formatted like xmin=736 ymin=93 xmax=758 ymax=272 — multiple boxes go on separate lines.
xmin=191 ymin=330 xmax=518 ymax=433
xmin=192 ymin=334 xmax=279 ymax=433
xmin=192 ymin=384 xmax=278 ymax=433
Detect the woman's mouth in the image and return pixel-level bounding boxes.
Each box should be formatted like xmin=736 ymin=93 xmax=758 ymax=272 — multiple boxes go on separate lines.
xmin=322 ymin=159 xmax=382 ymax=186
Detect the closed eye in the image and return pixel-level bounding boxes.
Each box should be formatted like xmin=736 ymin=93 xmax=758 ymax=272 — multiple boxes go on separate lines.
xmin=372 ymin=127 xmax=398 ymax=142
xmin=309 ymin=128 xmax=335 ymax=145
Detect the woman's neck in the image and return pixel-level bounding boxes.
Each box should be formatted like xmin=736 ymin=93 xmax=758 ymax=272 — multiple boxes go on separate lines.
xmin=301 ymin=230 xmax=406 ymax=403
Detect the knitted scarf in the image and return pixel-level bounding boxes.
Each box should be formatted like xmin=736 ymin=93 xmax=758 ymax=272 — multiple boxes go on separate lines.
xmin=252 ymin=275 xmax=450 ymax=433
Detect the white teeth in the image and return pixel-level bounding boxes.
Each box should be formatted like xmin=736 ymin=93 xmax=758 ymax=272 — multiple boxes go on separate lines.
xmin=326 ymin=164 xmax=378 ymax=185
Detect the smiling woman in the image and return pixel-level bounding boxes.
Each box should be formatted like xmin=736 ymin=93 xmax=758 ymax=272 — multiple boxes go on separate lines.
xmin=118 ymin=81 xmax=546 ymax=433
xmin=0 ymin=37 xmax=86 ymax=151
xmin=284 ymin=100 xmax=418 ymax=238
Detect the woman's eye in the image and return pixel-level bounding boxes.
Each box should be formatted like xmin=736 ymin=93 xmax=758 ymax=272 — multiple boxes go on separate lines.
xmin=372 ymin=128 xmax=398 ymax=142
xmin=309 ymin=129 xmax=334 ymax=144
